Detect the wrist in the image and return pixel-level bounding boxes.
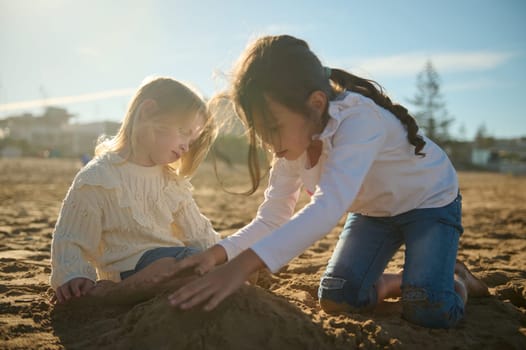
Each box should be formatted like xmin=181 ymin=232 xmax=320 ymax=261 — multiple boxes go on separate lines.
xmin=234 ymin=249 xmax=266 ymax=277
xmin=209 ymin=244 xmax=228 ymax=265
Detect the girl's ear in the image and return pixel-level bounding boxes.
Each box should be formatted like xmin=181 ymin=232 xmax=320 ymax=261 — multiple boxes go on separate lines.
xmin=139 ymin=99 xmax=158 ymax=120
xmin=307 ymin=90 xmax=327 ymax=117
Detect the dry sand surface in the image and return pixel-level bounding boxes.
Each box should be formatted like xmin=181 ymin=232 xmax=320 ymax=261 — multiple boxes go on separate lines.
xmin=0 ymin=157 xmax=525 ymax=349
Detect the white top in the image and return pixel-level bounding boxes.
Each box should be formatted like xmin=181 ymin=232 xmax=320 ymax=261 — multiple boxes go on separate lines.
xmin=50 ymin=152 xmax=220 ymax=289
xmin=219 ymin=91 xmax=458 ymax=273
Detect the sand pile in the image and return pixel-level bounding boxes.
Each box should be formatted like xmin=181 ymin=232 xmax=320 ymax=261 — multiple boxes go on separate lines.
xmin=50 ymin=285 xmax=359 ymax=350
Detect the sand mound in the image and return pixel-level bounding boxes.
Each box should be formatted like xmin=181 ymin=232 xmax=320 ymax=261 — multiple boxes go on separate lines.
xmin=51 ymin=285 xmax=346 ymax=350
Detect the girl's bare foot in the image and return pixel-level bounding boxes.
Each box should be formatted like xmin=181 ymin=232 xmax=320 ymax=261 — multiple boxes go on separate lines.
xmin=454 ymin=261 xmax=490 ymax=297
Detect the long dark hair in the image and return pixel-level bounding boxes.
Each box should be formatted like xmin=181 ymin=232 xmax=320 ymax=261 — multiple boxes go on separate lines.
xmin=230 ymin=35 xmax=425 ymax=194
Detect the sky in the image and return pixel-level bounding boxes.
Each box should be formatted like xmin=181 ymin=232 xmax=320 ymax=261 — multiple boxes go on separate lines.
xmin=0 ymin=0 xmax=525 ymax=139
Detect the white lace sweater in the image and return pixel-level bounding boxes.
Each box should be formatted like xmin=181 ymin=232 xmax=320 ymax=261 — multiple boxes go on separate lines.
xmin=50 ymin=152 xmax=219 ymax=290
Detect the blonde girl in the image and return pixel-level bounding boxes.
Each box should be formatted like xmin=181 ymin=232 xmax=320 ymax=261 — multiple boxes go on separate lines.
xmin=50 ymin=77 xmax=219 ymax=303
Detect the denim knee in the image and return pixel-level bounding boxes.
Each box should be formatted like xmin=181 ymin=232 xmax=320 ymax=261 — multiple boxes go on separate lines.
xmin=318 ymin=275 xmax=377 ymax=310
xmin=120 ymin=246 xmax=201 ymax=280
xmin=401 ymin=286 xmax=464 ymax=328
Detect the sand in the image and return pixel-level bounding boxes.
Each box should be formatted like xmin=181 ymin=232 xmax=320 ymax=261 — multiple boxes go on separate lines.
xmin=0 ymin=158 xmax=525 ymax=349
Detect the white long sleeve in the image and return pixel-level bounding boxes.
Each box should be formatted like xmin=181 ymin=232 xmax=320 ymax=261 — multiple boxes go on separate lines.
xmin=219 ymin=91 xmax=458 ymax=273
xmin=219 ymin=160 xmax=302 ymax=260
xmin=250 ymin=106 xmax=386 ymax=272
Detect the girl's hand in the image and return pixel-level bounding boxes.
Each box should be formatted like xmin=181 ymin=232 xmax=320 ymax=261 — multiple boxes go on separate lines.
xmin=167 ymin=249 xmax=265 ymax=311
xmin=153 ymin=244 xmax=228 ymax=283
xmin=52 ymin=277 xmax=95 ymax=304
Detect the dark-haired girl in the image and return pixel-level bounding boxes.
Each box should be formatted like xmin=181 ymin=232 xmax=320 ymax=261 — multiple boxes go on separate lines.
xmin=167 ymin=35 xmax=489 ymax=328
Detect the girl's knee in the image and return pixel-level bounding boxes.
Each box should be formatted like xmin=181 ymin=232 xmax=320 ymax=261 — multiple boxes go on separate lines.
xmin=318 ymin=276 xmax=376 ymax=313
xmin=401 ymin=286 xmax=464 ymax=328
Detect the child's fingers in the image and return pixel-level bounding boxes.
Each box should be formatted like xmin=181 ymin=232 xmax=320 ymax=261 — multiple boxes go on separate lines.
xmin=80 ymin=280 xmax=95 ymax=295
xmin=175 ymin=256 xmax=203 ymax=274
xmin=168 ymin=278 xmax=210 ymax=307
xmin=179 ymin=287 xmax=216 ymax=310
xmin=153 ymin=258 xmax=197 ymax=283
xmin=58 ymin=288 xmax=66 ymax=303
xmin=55 ymin=286 xmax=67 ymax=303
xmin=203 ymin=289 xmax=230 ymax=311
xmin=194 ymin=260 xmax=214 ymax=275
xmin=60 ymin=284 xmax=73 ymax=301
xmin=70 ymin=280 xmax=82 ymax=297
xmin=167 ymin=259 xmax=193 ymax=277
xmin=152 ymin=267 xmax=187 ymax=284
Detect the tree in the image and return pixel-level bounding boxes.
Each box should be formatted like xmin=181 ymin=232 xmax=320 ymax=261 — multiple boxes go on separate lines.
xmin=408 ymin=60 xmax=453 ymax=145
xmin=474 ymin=123 xmax=495 ymax=148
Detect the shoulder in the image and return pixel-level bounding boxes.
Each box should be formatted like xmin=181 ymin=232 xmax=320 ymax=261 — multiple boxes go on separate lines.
xmin=323 ymin=92 xmax=385 ymax=139
xmin=321 ymin=92 xmax=387 ymax=147
xmin=72 ymin=152 xmax=120 ymax=190
xmin=330 ymin=91 xmax=383 ymax=117
xmin=329 ymin=91 xmax=384 ymax=122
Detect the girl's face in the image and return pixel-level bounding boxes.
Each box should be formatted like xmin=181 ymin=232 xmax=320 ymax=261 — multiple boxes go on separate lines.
xmin=258 ymin=94 xmax=325 ymax=161
xmin=134 ymin=111 xmax=205 ymax=166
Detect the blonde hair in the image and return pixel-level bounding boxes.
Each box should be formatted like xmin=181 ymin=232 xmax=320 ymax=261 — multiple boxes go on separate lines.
xmin=95 ymin=76 xmax=216 ymax=178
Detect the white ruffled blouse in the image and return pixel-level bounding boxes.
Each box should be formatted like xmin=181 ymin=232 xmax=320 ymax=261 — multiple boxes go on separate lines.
xmin=50 ymin=152 xmax=219 ymax=289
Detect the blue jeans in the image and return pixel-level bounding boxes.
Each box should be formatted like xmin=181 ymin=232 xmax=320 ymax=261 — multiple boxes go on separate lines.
xmin=120 ymin=246 xmax=201 ymax=280
xmin=318 ymin=195 xmax=464 ymax=328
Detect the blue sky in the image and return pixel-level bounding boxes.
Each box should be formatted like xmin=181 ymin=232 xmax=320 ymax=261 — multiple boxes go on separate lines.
xmin=0 ymin=0 xmax=524 ymax=139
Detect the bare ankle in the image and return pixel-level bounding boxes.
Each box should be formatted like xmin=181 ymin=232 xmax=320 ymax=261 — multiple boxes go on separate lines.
xmin=377 ymin=273 xmax=402 ymax=301
xmin=454 ymin=261 xmax=490 ymax=298
xmin=454 ymin=279 xmax=468 ymax=304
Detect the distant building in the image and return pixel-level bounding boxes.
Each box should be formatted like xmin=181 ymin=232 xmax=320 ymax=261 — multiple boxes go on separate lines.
xmin=63 ymin=121 xmax=120 ymax=155
xmin=0 ymin=107 xmax=120 ymax=157
xmin=0 ymin=145 xmax=23 ymax=158
xmin=471 ymin=137 xmax=526 ymax=175
xmin=443 ymin=140 xmax=474 ymax=170
xmin=0 ymin=107 xmax=72 ymax=154
xmin=471 ymin=148 xmax=492 ymax=166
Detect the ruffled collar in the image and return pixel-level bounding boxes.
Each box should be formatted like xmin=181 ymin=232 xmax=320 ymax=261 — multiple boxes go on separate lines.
xmin=313 ymin=90 xmax=359 ymax=142
xmin=105 ymin=152 xmax=163 ymax=178
xmin=75 ymin=152 xmax=194 ymax=231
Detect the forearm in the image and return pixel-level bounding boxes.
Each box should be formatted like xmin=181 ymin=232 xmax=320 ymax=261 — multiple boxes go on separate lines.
xmin=229 ymin=249 xmax=266 ymax=278
xmin=51 ymin=239 xmax=97 ymax=290
xmin=219 ymin=219 xmax=273 ymax=260
xmin=51 ymin=188 xmax=102 ymax=289
xmin=220 ymin=161 xmax=301 ymax=260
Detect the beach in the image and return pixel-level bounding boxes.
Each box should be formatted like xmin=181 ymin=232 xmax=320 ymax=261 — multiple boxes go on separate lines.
xmin=1 ymin=157 xmax=525 ymax=349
